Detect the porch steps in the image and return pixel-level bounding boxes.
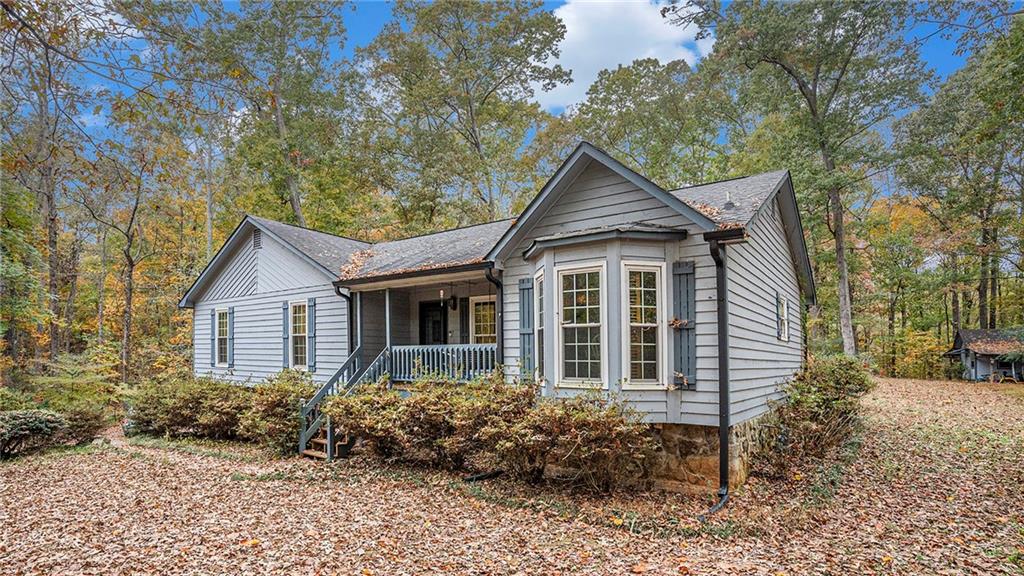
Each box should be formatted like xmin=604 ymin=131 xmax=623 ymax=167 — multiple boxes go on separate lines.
xmin=300 ymin=428 xmax=357 ymax=461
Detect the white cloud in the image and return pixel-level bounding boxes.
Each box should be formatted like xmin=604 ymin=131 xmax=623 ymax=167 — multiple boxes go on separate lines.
xmin=535 ymin=0 xmax=714 ymax=111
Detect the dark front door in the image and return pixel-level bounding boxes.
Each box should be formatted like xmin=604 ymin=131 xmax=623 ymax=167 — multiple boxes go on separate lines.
xmin=419 ymin=300 xmax=448 ymax=345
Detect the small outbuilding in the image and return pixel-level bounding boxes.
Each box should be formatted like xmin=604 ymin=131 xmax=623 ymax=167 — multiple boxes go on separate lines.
xmin=945 ymin=328 xmax=1024 ymax=381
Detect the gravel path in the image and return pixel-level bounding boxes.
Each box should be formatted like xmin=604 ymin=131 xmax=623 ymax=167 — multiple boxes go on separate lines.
xmin=1 ymin=378 xmax=1021 ymax=575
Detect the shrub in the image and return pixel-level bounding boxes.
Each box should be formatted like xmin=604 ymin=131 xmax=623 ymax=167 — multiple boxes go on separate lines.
xmin=129 ymin=376 xmax=250 ymax=439
xmin=759 ymin=355 xmax=875 ymax=469
xmin=0 ymin=410 xmax=67 ymax=459
xmin=24 ymin=348 xmax=121 ymax=444
xmin=486 ymin=394 xmax=657 ymax=491
xmin=239 ymin=370 xmax=315 ymax=454
xmin=46 ymin=395 xmax=108 ymax=445
xmin=0 ymin=387 xmax=33 ymax=411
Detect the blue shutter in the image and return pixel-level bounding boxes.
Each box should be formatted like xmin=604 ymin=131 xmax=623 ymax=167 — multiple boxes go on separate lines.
xmin=209 ymin=310 xmax=215 ymax=367
xmin=227 ymin=307 xmax=235 ymax=368
xmin=281 ymin=302 xmax=289 ymax=368
xmin=672 ymin=261 xmax=696 ymax=390
xmin=519 ymin=278 xmax=534 ymax=379
xmin=775 ymin=292 xmax=782 ymax=339
xmin=307 ymin=297 xmax=316 ymax=372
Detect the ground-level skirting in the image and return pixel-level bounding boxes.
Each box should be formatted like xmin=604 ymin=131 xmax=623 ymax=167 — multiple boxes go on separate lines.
xmin=649 ymin=412 xmax=775 ymax=494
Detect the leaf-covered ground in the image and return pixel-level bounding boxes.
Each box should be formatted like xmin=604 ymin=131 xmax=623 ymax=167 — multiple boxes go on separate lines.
xmin=1 ymin=378 xmax=1021 ymax=575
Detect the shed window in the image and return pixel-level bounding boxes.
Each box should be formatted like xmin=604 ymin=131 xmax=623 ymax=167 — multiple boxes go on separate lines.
xmin=560 ymin=268 xmax=602 ymax=381
xmin=290 ymin=302 xmax=307 ymax=369
xmin=215 ymin=309 xmax=229 ymax=366
xmin=777 ymin=294 xmax=790 ymax=342
xmin=470 ymin=296 xmax=497 ymax=344
xmin=627 ymin=267 xmax=661 ymax=382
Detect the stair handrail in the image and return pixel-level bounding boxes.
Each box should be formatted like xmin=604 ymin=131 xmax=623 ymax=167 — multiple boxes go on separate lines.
xmin=301 ymin=345 xmax=362 ymax=417
xmin=350 ymin=346 xmax=390 ymax=391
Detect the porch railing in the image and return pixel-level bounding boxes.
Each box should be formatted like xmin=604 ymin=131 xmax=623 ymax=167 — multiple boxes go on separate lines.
xmin=390 ymin=343 xmax=498 ymax=382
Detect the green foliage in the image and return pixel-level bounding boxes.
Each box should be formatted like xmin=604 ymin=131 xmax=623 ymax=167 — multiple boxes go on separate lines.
xmin=325 ymin=377 xmax=655 ymax=491
xmin=130 ymin=376 xmax=250 ymax=440
xmin=0 ymin=387 xmax=33 ymax=411
xmin=0 ymin=410 xmax=67 ymax=459
xmin=238 ymin=370 xmax=315 ymax=454
xmin=759 ymin=356 xmax=875 ymax=471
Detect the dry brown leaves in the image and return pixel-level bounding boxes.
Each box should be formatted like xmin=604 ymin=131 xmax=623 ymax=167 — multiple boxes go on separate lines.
xmin=1 ymin=378 xmax=1022 ymax=575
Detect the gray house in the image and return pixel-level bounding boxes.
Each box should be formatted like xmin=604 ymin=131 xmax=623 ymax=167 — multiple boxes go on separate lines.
xmin=179 ymin=142 xmax=816 ymax=494
xmin=945 ymin=328 xmax=1023 ymax=381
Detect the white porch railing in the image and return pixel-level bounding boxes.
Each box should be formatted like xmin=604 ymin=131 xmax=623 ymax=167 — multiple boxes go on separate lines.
xmin=390 ymin=344 xmax=498 ymax=382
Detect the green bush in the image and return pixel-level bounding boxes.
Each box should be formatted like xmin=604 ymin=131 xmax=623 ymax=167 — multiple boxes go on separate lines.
xmin=0 ymin=410 xmax=67 ymax=459
xmin=129 ymin=376 xmax=250 ymax=439
xmin=239 ymin=370 xmax=315 ymax=454
xmin=0 ymin=387 xmax=33 ymax=411
xmin=761 ymin=355 xmax=875 ymax=467
xmin=23 ymin=348 xmax=121 ymax=444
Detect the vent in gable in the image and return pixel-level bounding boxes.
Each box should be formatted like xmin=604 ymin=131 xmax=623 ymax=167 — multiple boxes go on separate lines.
xmin=252 ymin=229 xmax=262 ymax=250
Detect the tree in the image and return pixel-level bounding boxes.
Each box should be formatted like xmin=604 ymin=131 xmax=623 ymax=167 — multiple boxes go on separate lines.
xmin=566 ymin=58 xmax=726 ymax=187
xmin=666 ymin=0 xmax=930 ymax=356
xmin=358 ymin=0 xmax=570 ymax=228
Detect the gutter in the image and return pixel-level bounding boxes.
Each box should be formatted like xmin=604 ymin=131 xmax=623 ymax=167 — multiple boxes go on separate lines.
xmin=484 ymin=265 xmax=504 ymax=365
xmin=702 ymin=227 xmax=745 ymax=518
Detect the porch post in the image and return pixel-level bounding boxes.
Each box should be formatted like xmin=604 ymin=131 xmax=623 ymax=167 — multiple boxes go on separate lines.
xmin=356 ymin=292 xmax=362 ymax=349
xmin=385 ymin=288 xmax=391 ymax=348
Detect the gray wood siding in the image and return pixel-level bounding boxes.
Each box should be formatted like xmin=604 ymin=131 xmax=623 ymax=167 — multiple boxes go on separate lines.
xmin=193 ymin=284 xmax=350 ymax=385
xmin=498 ymin=161 xmax=721 ymax=426
xmin=194 ymin=234 xmax=257 ymax=302
xmin=726 ymin=199 xmax=804 ymax=424
xmin=257 ymin=231 xmax=333 ymax=292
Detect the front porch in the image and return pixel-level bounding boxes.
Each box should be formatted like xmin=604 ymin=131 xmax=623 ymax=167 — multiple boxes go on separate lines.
xmin=350 ymin=269 xmax=502 ymax=383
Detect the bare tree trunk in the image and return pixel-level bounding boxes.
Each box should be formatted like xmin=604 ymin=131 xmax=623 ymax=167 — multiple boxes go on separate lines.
xmin=989 ymin=246 xmax=998 ymax=329
xmin=830 ymin=189 xmax=857 ymax=356
xmin=978 ymin=227 xmax=989 ymax=329
xmin=270 ymin=69 xmax=305 ymax=226
xmin=97 ymin=228 xmax=107 ymax=344
xmin=44 ymin=168 xmax=60 ymax=359
xmin=121 ymin=256 xmax=135 ymax=383
xmin=61 ymin=232 xmax=82 ymax=353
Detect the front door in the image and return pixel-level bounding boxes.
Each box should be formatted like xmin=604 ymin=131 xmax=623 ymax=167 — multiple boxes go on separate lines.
xmin=419 ymin=300 xmax=448 ymax=345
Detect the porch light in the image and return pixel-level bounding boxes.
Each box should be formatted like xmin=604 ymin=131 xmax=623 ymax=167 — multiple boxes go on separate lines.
xmin=440 ymin=288 xmax=445 ymax=300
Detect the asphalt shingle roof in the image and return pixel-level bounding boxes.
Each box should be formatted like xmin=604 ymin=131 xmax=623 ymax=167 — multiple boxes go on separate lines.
xmin=338 ymin=219 xmax=514 ymax=281
xmin=668 ymin=170 xmax=789 ymax=227
xmin=956 ymin=328 xmax=1024 ymax=355
xmin=249 ymin=216 xmax=370 ymax=273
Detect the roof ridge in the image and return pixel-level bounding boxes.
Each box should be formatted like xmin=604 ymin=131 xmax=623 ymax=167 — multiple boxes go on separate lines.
xmin=668 ymin=169 xmax=788 ymax=192
xmin=246 ymin=214 xmax=371 ymax=246
xmin=375 ymin=217 xmax=516 ymax=245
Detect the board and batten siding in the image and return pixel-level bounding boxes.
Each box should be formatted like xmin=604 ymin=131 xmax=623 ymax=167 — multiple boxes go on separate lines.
xmin=498 ymin=160 xmax=721 ymax=426
xmin=725 ymin=199 xmax=804 ymax=425
xmin=191 ymin=228 xmax=350 ymax=385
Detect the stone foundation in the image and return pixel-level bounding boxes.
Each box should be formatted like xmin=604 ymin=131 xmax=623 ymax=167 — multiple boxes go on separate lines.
xmin=649 ymin=413 xmax=775 ymax=494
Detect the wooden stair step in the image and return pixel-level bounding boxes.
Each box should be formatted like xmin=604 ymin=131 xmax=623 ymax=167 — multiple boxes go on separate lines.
xmin=301 ymin=449 xmax=328 ymax=460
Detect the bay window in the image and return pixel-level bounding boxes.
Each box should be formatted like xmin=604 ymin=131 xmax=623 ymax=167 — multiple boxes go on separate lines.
xmin=558 ymin=266 xmax=603 ymax=383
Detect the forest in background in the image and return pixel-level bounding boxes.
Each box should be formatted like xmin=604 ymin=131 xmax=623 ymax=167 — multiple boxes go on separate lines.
xmin=1 ymin=0 xmax=1022 ymax=385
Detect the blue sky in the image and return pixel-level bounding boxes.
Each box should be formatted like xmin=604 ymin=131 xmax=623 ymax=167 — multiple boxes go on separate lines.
xmin=340 ymin=0 xmax=973 ymax=113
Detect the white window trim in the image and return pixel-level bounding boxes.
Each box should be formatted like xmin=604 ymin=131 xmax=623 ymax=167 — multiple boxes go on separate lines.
xmin=289 ymin=300 xmax=308 ymax=371
xmin=214 ymin=308 xmax=229 ymax=368
xmin=468 ymin=294 xmax=497 ymax=344
xmin=620 ymin=261 xmax=669 ymax=390
xmin=534 ymin=269 xmax=545 ymax=384
xmin=777 ymin=294 xmax=790 ymax=343
xmin=553 ymin=261 xmax=608 ymax=389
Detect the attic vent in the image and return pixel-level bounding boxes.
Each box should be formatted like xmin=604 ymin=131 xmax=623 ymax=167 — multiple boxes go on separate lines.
xmin=252 ymin=229 xmax=262 ymax=250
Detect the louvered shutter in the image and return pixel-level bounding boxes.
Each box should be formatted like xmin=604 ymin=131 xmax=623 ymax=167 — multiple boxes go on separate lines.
xmin=307 ymin=297 xmax=316 ymax=372
xmin=775 ymin=292 xmax=783 ymax=339
xmin=672 ymin=261 xmax=696 ymax=390
xmin=227 ymin=307 xmax=235 ymax=368
xmin=519 ymin=278 xmax=534 ymax=379
xmin=281 ymin=302 xmax=289 ymax=368
xmin=209 ymin=310 xmax=216 ymax=367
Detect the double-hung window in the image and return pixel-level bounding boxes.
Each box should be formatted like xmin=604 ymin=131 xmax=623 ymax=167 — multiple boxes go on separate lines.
xmin=625 ymin=265 xmax=663 ymax=384
xmin=470 ymin=296 xmax=497 ymax=344
xmin=559 ymin=267 xmax=603 ymax=382
xmin=215 ymin=309 xmax=229 ymax=367
xmin=290 ymin=301 xmax=308 ymax=369
xmin=535 ymin=272 xmax=544 ymax=380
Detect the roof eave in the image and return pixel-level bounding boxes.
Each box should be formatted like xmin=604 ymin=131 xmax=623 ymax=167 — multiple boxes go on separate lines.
xmin=334 ymin=261 xmax=493 ymax=287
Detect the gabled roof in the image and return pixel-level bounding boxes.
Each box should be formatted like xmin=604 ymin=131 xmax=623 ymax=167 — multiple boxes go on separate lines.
xmin=178 ymin=216 xmax=370 ymax=308
xmin=338 ymin=219 xmax=513 ymax=284
xmin=669 ymin=170 xmax=790 ymax=228
xmin=486 ymin=142 xmax=718 ymax=262
xmin=950 ymin=328 xmax=1024 ymax=356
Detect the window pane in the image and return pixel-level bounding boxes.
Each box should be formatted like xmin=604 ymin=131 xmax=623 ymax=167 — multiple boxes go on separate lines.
xmin=628 ymin=270 xmax=660 ymax=382
xmin=473 ymin=300 xmax=497 ymax=344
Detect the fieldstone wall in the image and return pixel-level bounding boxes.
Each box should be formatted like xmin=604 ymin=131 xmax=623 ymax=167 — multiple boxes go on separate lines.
xmin=649 ymin=412 xmax=776 ymax=494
